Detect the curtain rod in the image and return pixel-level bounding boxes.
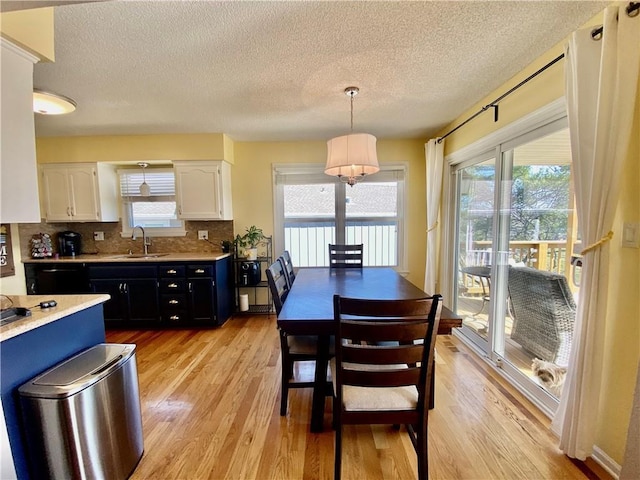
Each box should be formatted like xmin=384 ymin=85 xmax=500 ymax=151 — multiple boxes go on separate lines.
xmin=437 ymin=1 xmax=639 ymax=143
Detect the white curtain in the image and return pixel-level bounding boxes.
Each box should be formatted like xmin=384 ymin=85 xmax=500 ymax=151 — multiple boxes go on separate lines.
xmin=424 ymin=138 xmax=444 ymax=294
xmin=552 ymin=5 xmax=640 ymax=460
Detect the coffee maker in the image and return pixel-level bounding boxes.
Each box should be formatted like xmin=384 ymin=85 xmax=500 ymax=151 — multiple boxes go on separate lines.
xmin=58 ymin=231 xmax=82 ymax=257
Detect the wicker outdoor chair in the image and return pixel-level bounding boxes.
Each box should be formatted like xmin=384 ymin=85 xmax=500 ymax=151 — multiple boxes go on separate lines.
xmin=507 ymin=266 xmax=576 ymax=366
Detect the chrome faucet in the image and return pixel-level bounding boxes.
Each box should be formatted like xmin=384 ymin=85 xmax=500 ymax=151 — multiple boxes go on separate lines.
xmin=131 ymin=225 xmax=150 ymax=255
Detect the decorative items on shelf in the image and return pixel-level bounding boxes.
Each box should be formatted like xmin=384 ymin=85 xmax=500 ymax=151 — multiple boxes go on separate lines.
xmin=30 ymin=233 xmax=54 ymax=259
xmin=220 ymin=239 xmax=233 ymax=254
xmin=233 ymin=234 xmax=273 ymax=315
xmin=234 ymin=225 xmax=265 ymax=261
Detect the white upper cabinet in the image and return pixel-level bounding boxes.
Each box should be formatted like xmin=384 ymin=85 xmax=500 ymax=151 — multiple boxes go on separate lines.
xmin=174 ymin=161 xmax=233 ymax=220
xmin=0 ymin=39 xmax=40 ymax=223
xmin=40 ymin=163 xmax=119 ymax=222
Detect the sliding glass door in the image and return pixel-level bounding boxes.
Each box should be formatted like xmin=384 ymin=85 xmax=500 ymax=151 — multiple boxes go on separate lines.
xmin=455 ymin=156 xmax=496 ymax=344
xmin=452 ymin=123 xmax=579 ymax=410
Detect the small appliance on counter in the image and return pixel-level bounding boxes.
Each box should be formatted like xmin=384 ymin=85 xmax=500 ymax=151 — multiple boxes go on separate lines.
xmin=58 ymin=231 xmax=82 ymax=257
xmin=238 ymin=261 xmax=261 ymax=286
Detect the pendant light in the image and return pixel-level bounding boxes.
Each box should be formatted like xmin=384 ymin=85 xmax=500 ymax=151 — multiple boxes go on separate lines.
xmin=325 ymin=86 xmax=379 ymax=186
xmin=138 ymin=162 xmax=151 ymax=197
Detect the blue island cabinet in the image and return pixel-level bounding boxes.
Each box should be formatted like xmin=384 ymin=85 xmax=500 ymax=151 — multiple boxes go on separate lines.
xmin=0 ymin=297 xmax=107 ymax=480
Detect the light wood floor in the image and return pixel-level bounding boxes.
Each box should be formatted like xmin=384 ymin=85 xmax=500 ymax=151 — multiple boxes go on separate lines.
xmin=106 ymin=315 xmax=598 ymax=480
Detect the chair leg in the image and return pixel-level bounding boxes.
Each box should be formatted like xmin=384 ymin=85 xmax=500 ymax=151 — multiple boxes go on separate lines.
xmin=416 ymin=426 xmax=428 ymax=480
xmin=280 ymin=359 xmax=289 ymax=416
xmin=334 ymin=422 xmax=342 ymax=480
xmin=332 ymin=396 xmax=337 ymax=430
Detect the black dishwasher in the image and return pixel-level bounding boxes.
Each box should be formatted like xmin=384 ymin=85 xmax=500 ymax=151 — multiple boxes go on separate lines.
xmin=26 ymin=264 xmax=90 ymax=294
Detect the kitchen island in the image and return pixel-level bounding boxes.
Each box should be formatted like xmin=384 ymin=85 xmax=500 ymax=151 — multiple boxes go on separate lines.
xmin=0 ymin=294 xmax=109 ymax=480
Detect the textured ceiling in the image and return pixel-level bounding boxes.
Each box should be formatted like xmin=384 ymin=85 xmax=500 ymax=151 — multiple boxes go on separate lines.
xmin=32 ymin=1 xmax=608 ymax=142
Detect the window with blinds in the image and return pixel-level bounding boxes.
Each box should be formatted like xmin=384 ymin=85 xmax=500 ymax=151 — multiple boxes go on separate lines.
xmin=118 ymin=168 xmax=185 ymax=237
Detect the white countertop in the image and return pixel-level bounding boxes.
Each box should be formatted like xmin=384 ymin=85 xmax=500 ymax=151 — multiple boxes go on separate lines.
xmin=0 ymin=294 xmax=110 ymax=342
xmin=22 ymin=252 xmax=232 ymax=263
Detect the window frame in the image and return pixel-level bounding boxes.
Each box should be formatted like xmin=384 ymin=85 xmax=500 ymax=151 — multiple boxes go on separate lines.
xmin=118 ymin=167 xmax=186 ymax=238
xmin=273 ymin=163 xmax=407 ymax=271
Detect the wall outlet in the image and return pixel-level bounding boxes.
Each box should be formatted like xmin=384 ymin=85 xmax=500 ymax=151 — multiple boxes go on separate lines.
xmin=198 ymin=230 xmax=209 ymax=240
xmin=622 ymin=222 xmax=639 ymax=248
xmin=93 ymin=231 xmax=105 ymax=241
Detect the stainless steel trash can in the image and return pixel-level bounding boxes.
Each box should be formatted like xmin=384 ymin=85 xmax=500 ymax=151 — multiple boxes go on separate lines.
xmin=18 ymin=343 xmax=144 ymax=480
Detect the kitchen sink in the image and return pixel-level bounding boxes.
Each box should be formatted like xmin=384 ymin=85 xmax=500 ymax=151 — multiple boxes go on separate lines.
xmin=108 ymin=253 xmax=170 ymax=259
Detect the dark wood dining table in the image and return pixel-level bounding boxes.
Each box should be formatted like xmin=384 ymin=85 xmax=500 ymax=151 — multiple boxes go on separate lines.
xmin=277 ymin=267 xmax=462 ymax=432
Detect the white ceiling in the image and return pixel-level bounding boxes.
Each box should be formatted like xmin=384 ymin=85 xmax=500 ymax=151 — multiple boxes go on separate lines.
xmin=31 ymin=0 xmax=609 ymax=142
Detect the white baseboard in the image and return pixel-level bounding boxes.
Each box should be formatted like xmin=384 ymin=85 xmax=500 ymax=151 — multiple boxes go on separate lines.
xmin=592 ymin=445 xmax=621 ymax=479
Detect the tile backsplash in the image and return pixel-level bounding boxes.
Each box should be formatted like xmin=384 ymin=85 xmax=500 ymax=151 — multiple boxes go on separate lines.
xmin=19 ymin=220 xmax=233 ymax=258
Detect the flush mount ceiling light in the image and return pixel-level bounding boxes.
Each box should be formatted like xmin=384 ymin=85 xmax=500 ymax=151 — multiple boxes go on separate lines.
xmin=33 ymin=89 xmax=77 ymax=115
xmin=138 ymin=162 xmax=151 ymax=197
xmin=325 ymin=86 xmax=379 ymax=187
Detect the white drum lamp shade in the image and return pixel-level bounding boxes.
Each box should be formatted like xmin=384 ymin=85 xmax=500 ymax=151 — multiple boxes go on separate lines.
xmin=325 ymin=133 xmax=379 ymax=183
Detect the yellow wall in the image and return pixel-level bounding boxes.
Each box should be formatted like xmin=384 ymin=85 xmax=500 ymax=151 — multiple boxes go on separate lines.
xmin=34 ymin=135 xmax=427 ymax=285
xmin=232 ymin=138 xmax=427 ymax=287
xmin=223 ymin=134 xmax=235 ymax=164
xmin=599 ymin=84 xmax=640 ymax=463
xmin=36 ymin=133 xmax=228 ymax=163
xmin=0 ymin=7 xmax=55 ymax=62
xmin=436 ymin=7 xmax=638 ymax=467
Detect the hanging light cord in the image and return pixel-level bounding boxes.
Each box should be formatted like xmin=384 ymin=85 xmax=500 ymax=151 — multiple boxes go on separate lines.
xmin=350 ymin=92 xmax=354 ymax=133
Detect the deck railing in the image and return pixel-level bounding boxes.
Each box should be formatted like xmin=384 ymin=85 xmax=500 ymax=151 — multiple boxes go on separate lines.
xmin=470 ymin=240 xmax=569 ymax=275
xmin=460 ymin=240 xmax=578 ymax=301
xmin=284 ymin=218 xmax=397 ymax=267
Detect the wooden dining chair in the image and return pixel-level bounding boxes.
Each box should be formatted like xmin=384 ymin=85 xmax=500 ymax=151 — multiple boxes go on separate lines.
xmin=266 ymin=260 xmax=318 ymax=416
xmin=331 ymin=294 xmax=442 ymax=480
xmin=328 ymin=244 xmax=364 ymax=269
xmin=278 ymin=251 xmax=296 ymax=288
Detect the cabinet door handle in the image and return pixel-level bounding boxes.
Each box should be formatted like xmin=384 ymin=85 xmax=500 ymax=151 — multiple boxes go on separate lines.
xmin=167 ymin=269 xmax=177 ymax=274
xmin=118 ymin=283 xmax=123 ymax=293
xmin=195 ymin=269 xmax=205 ymax=274
xmin=169 ymin=315 xmax=180 ymax=321
xmin=169 ymin=299 xmax=179 ymax=305
xmin=188 ymin=282 xmax=193 ymax=293
xmin=168 ymin=282 xmax=178 ymax=288
xmin=122 ymin=283 xmax=128 ymax=294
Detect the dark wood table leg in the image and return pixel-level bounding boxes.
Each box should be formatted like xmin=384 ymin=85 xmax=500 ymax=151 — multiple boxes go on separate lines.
xmin=311 ymin=334 xmax=330 ymax=432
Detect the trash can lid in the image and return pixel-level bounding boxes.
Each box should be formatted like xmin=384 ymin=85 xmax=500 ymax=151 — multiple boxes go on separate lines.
xmin=19 ymin=343 xmax=136 ymax=399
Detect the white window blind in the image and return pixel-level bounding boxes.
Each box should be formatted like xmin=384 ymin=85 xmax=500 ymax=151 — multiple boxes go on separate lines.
xmin=119 ymin=169 xmax=175 ymax=199
xmin=117 ymin=167 xmax=185 ymax=237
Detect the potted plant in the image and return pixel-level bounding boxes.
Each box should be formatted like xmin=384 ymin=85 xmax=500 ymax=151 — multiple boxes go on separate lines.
xmin=220 ymin=239 xmax=233 ymax=253
xmin=235 ymin=225 xmax=264 ymax=260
